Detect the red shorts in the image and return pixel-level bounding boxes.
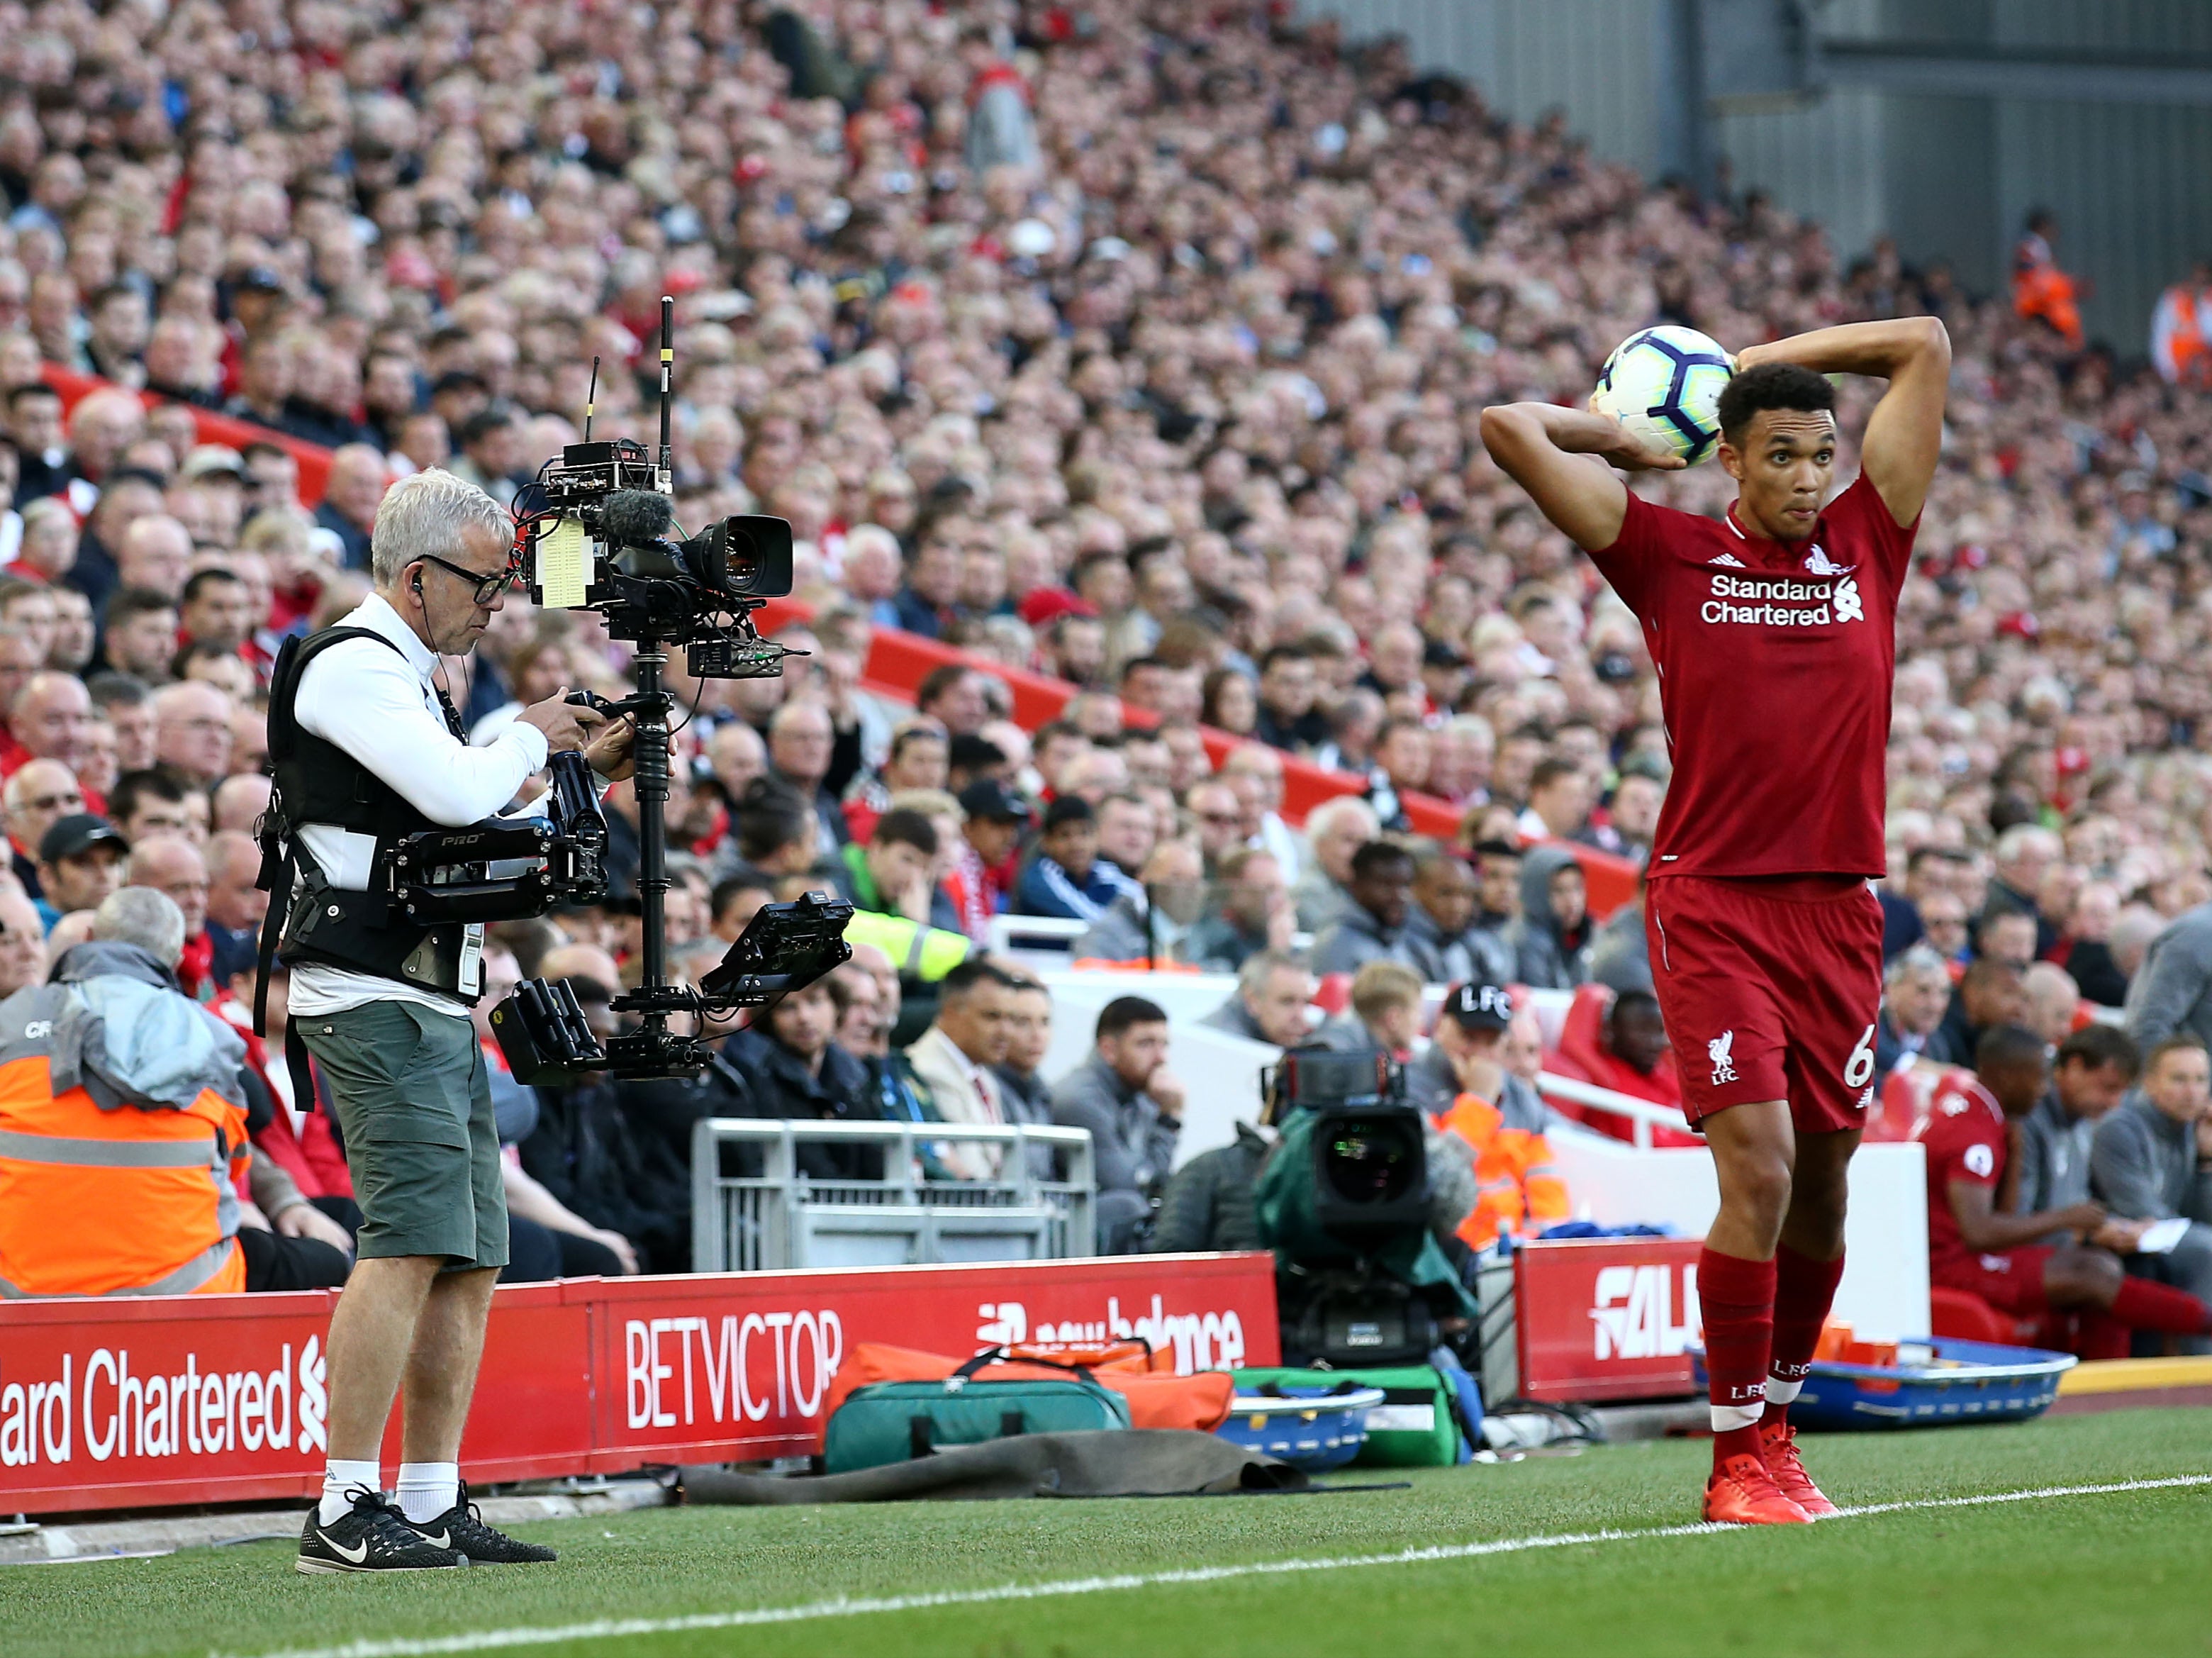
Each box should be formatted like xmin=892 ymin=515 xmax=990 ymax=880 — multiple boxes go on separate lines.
xmin=1934 ymin=1247 xmax=2052 ymax=1315
xmin=1646 ymin=874 xmax=1884 ymax=1135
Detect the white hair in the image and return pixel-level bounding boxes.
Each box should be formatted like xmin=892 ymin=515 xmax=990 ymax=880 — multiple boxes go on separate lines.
xmin=92 ymin=886 xmax=186 ymax=969
xmin=1307 ymin=795 xmax=1380 ymax=842
xmin=369 ymin=467 xmax=510 ymax=586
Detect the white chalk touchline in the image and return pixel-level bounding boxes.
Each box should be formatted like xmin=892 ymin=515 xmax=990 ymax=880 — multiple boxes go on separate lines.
xmin=227 ymin=1474 xmax=2212 ymax=1658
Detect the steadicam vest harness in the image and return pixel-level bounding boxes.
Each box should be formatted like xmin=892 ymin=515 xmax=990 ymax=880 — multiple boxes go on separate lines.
xmin=254 ymin=625 xmax=484 ymax=1043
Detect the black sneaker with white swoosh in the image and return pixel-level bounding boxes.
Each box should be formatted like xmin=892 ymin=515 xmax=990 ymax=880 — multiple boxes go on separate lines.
xmin=406 ymin=1481 xmax=559 ymax=1564
xmin=296 ymin=1487 xmax=466 ymax=1574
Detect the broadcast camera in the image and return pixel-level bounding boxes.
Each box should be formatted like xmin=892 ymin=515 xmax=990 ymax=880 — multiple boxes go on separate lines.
xmin=1253 ymin=1048 xmax=1478 ymax=1367
xmin=420 ymin=297 xmax=851 ymax=1081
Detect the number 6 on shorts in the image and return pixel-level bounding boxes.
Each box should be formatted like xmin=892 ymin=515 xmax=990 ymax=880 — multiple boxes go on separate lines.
xmin=1843 ymin=1023 xmax=1876 ymax=1090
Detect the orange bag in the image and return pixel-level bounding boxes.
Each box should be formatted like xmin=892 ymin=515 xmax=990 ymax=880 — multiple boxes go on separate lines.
xmin=827 ymin=1341 xmax=1236 ymax=1432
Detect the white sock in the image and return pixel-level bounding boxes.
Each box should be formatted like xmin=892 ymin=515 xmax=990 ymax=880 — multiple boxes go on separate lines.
xmin=1709 ymin=1401 xmax=1763 ymax=1434
xmin=318 ymin=1459 xmax=382 ymax=1526
xmin=396 ymin=1462 xmax=460 ymax=1524
xmin=1765 ymin=1374 xmax=1804 ymax=1407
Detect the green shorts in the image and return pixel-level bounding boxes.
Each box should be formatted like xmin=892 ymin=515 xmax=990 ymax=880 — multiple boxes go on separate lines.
xmin=301 ymin=1000 xmax=507 ymax=1270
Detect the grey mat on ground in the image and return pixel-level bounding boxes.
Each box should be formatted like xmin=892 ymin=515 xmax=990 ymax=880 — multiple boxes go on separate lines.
xmin=679 ymin=1429 xmax=1310 ymax=1503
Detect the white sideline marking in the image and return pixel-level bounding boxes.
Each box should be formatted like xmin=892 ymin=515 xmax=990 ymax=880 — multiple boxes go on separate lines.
xmin=230 ymin=1475 xmax=2212 ymax=1658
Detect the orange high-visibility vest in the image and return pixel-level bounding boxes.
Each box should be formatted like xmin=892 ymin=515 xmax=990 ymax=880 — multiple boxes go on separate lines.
xmin=2012 ymin=241 xmax=2082 ymax=348
xmin=2152 ymin=284 xmax=2210 ymax=384
xmin=1434 ymin=1093 xmax=1570 ymax=1250
xmin=0 ymin=1055 xmax=249 ymax=1298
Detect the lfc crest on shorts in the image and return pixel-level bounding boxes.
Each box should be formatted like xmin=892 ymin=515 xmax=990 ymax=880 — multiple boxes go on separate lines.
xmin=1708 ymin=1030 xmax=1738 ymax=1085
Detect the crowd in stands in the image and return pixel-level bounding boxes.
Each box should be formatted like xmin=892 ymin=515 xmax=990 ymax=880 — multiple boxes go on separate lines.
xmin=0 ymin=0 xmax=2206 ymax=1330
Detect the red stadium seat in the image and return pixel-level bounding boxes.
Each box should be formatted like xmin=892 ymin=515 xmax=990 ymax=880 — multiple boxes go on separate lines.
xmin=1311 ymin=972 xmax=1353 ymax=1016
xmin=1546 ymin=983 xmax=1698 ymax=1147
xmin=1929 ymin=1286 xmax=2044 ymax=1347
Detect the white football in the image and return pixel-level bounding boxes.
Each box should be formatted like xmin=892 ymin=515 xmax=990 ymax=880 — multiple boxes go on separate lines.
xmin=1592 ymin=325 xmax=1733 ymax=465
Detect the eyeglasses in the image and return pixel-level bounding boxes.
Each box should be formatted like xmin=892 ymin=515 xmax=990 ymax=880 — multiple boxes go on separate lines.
xmin=417 ymin=553 xmax=516 ymax=607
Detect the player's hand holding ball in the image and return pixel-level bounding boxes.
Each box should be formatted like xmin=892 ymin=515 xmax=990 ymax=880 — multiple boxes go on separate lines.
xmin=1590 ymin=325 xmax=1733 ymax=469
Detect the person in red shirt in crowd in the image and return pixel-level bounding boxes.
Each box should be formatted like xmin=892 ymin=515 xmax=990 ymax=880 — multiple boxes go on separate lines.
xmin=1917 ymin=1025 xmax=2212 ymax=1357
xmin=1482 ymin=316 xmax=1950 ymax=1526
xmin=1551 ymin=989 xmax=1700 ymax=1149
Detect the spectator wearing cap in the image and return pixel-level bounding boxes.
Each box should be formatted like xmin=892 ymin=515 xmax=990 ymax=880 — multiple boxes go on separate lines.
xmin=1310 ymin=841 xmax=1415 ymax=979
xmin=1419 ymin=981 xmax=1573 ymax=1248
xmin=1051 ymin=996 xmax=1183 ymax=1253
xmin=1012 ymin=796 xmax=1141 ymax=923
xmin=944 ymin=778 xmax=1028 ymax=942
xmin=2 ymin=758 xmax=82 ymax=894
xmin=34 ymin=813 xmax=128 ymax=931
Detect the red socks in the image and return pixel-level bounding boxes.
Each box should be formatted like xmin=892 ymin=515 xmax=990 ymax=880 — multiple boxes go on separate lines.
xmin=2111 ymin=1276 xmax=2212 ymax=1337
xmin=1765 ymin=1245 xmax=1845 ymax=1429
xmin=1699 ymin=1246 xmax=1775 ymax=1467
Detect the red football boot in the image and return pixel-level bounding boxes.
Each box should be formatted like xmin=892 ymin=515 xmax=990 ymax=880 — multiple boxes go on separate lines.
xmin=1759 ymin=1420 xmax=1838 ymax=1518
xmin=1702 ymin=1451 xmax=1812 ymax=1525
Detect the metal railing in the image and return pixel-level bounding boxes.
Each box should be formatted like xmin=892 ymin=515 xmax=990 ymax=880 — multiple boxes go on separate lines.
xmin=691 ymin=1119 xmax=1097 ymax=1273
xmin=1535 ymin=1072 xmax=1695 ymax=1151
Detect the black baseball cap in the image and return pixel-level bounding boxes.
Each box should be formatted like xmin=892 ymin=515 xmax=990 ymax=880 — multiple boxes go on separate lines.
xmin=40 ymin=814 xmax=128 ymax=864
xmin=957 ymin=779 xmax=1031 ymax=824
xmin=1441 ymin=980 xmax=1514 ymax=1034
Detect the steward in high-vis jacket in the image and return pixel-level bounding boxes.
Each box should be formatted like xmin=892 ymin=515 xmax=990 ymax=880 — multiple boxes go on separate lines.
xmin=0 ymin=938 xmax=250 ymax=1297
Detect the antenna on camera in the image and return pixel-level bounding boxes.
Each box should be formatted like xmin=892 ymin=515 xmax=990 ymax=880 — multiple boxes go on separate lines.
xmin=655 ymin=295 xmax=674 ymax=496
xmin=582 ymin=356 xmax=601 ymax=442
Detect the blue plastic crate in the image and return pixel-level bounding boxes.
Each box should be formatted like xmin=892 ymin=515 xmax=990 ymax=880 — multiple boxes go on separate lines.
xmin=1693 ymin=1338 xmax=2076 ymax=1430
xmin=1214 ymin=1385 xmax=1387 ymax=1471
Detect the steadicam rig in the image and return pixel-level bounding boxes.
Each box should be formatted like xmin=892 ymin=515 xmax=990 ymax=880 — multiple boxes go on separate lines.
xmin=487 ymin=299 xmax=851 ymax=1083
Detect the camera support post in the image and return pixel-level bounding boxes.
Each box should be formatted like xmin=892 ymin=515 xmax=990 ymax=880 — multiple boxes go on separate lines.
xmin=485 ymin=296 xmax=855 ymax=1084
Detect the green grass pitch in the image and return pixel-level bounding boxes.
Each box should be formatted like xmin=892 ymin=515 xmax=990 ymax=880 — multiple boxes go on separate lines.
xmin=4 ymin=1408 xmax=2206 ymax=1658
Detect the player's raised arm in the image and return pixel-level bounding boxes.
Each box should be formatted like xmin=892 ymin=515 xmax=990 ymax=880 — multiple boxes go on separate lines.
xmin=1734 ymin=317 xmax=1950 ymax=530
xmin=1478 ymin=402 xmax=1685 ymax=553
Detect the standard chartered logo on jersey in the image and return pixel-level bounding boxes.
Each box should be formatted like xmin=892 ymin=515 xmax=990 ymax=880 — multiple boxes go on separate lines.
xmin=1702 ymin=572 xmax=1862 ymax=628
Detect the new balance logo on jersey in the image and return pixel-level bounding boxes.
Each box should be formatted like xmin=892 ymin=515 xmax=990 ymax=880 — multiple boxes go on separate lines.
xmin=1708 ymin=1031 xmax=1738 ymax=1086
xmin=1802 ymin=544 xmax=1855 ymax=577
xmin=1707 ymin=552 xmax=1746 ymax=567
xmin=1855 ymin=1086 xmax=1874 ymax=1112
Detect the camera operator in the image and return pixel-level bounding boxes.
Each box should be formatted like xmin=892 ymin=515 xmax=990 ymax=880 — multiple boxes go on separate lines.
xmin=274 ymin=469 xmax=631 ymax=1575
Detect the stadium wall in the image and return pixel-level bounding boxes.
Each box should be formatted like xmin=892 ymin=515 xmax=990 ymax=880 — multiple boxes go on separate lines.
xmin=1303 ymin=0 xmax=2212 ymax=349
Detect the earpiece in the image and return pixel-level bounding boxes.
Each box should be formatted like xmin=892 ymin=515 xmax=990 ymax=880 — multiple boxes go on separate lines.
xmin=412 ymin=571 xmax=424 ymax=595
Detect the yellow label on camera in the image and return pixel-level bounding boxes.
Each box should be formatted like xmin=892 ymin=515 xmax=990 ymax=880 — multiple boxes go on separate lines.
xmin=539 ymin=518 xmax=590 ymax=608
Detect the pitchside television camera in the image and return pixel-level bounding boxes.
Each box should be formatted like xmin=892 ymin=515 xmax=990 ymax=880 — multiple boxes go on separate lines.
xmin=475 ymin=297 xmax=850 ymax=1081
xmin=1255 ymin=1048 xmax=1477 ymax=1367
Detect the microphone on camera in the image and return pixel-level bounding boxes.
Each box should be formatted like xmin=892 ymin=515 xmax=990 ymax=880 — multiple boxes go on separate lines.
xmin=601 ymin=489 xmax=676 ymax=550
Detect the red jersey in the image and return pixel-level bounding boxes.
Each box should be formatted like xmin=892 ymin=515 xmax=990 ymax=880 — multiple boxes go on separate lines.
xmin=1587 ymin=474 xmax=1917 ymax=879
xmin=1913 ymin=1075 xmax=2007 ymax=1280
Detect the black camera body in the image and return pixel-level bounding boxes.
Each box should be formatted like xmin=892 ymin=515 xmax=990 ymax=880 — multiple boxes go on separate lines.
xmin=520 ymin=437 xmax=795 ymax=676
xmin=384 ymin=751 xmax=609 ymax=925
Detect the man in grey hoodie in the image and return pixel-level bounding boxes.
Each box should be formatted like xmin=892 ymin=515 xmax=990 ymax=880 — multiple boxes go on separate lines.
xmin=1509 ymin=845 xmax=1594 ymax=990
xmin=2091 ymin=1033 xmax=2212 ymax=1350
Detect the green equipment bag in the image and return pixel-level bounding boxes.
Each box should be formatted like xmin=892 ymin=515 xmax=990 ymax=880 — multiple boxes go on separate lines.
xmin=824 ymin=1356 xmax=1133 ymax=1474
xmin=1231 ymin=1366 xmax=1460 ymax=1467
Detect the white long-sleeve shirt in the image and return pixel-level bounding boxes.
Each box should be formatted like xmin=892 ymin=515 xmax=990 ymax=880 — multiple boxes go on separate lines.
xmin=286 ymin=594 xmax=549 ymax=1019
